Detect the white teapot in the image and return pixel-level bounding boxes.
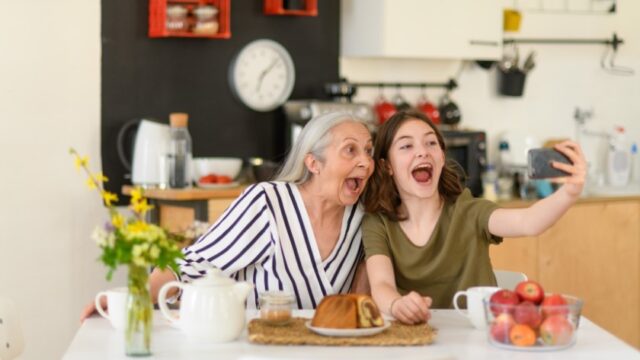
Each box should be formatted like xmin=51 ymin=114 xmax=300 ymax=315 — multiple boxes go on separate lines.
xmin=158 ymin=268 xmax=253 ymax=343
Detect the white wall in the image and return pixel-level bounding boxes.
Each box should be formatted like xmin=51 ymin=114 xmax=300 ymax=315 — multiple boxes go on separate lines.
xmin=341 ymin=0 xmax=640 ymax=180
xmin=0 ymin=1 xmax=124 ymax=359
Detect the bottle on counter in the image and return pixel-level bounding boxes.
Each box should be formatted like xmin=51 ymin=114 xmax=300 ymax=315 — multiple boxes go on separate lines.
xmin=497 ymin=141 xmax=514 ymax=200
xmin=482 ymin=164 xmax=498 ymax=201
xmin=168 ymin=113 xmax=193 ymax=189
xmin=607 ymin=126 xmax=630 ymax=187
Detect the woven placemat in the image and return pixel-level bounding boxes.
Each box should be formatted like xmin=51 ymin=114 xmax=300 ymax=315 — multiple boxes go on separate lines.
xmin=248 ymin=317 xmax=436 ymax=346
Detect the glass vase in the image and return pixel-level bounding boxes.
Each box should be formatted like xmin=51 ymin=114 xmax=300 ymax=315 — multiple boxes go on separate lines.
xmin=125 ymin=264 xmax=152 ymax=357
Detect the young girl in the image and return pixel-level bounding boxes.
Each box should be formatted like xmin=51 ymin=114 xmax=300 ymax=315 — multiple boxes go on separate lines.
xmin=362 ymin=110 xmax=586 ymax=325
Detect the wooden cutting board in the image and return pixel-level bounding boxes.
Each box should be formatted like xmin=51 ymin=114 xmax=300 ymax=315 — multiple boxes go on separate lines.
xmin=248 ymin=317 xmax=436 ymax=346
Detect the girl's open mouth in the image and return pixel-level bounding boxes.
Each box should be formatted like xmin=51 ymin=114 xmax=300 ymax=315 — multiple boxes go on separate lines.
xmin=412 ymin=164 xmax=433 ymax=183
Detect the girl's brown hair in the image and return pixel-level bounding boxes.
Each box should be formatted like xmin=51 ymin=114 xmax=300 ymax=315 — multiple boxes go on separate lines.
xmin=363 ymin=109 xmax=464 ymax=221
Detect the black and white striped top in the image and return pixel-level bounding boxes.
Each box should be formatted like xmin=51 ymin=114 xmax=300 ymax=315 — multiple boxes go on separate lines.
xmin=177 ymin=181 xmax=365 ymax=309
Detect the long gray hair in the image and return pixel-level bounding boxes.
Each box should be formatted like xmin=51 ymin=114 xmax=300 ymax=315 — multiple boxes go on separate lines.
xmin=275 ymin=112 xmax=370 ymax=184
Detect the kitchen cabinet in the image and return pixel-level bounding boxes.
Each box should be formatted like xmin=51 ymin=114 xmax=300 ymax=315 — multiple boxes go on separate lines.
xmin=490 ymin=197 xmax=640 ymax=349
xmin=340 ymin=0 xmax=502 ymax=60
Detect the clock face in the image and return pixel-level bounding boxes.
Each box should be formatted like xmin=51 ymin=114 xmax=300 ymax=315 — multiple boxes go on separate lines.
xmin=229 ymin=39 xmax=295 ymax=112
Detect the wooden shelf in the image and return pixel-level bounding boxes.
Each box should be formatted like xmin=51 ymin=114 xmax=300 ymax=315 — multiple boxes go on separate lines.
xmin=122 ymin=185 xmax=246 ymax=201
xmin=149 ymin=0 xmax=231 ymax=39
xmin=264 ymin=0 xmax=317 ymax=16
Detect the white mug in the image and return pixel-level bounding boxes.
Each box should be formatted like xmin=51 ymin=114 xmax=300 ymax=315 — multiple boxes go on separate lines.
xmin=452 ymin=286 xmax=500 ymax=330
xmin=95 ymin=287 xmax=128 ymax=330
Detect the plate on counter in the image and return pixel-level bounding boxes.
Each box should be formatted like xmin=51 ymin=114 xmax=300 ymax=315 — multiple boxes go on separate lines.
xmin=197 ymin=181 xmax=240 ymax=189
xmin=304 ymin=320 xmax=390 ymax=337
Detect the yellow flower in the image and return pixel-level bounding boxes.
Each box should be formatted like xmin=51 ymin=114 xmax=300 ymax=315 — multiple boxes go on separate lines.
xmin=101 ymin=191 xmax=118 ymax=206
xmin=94 ymin=172 xmax=109 ymax=183
xmin=85 ymin=178 xmax=98 ymax=190
xmin=74 ymin=155 xmax=89 ymax=171
xmin=131 ymin=198 xmax=154 ymax=215
xmin=130 ymin=187 xmax=143 ymax=202
xmin=149 ymin=245 xmax=160 ymax=259
xmin=127 ymin=221 xmax=150 ymax=235
xmin=111 ymin=213 xmax=124 ymax=229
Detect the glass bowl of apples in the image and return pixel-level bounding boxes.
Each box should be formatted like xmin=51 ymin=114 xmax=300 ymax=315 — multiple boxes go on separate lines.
xmin=483 ymin=280 xmax=583 ymax=351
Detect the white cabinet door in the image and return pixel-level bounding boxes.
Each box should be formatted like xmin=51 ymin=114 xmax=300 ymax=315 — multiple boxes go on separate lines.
xmin=341 ymin=0 xmax=502 ymax=60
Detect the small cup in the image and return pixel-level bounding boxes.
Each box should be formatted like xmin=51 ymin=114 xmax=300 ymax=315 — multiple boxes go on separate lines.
xmin=503 ymin=9 xmax=522 ymax=32
xmin=453 ymin=286 xmax=500 ymax=330
xmin=259 ymin=291 xmax=294 ymax=326
xmin=95 ymin=287 xmax=128 ymax=330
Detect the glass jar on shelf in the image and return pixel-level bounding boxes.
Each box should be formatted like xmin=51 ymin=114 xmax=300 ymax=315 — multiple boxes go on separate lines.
xmin=166 ymin=4 xmax=189 ymax=33
xmin=192 ymin=5 xmax=219 ymax=35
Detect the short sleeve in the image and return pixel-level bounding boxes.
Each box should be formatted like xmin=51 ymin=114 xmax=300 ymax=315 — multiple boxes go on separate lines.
xmin=362 ymin=213 xmax=392 ymax=260
xmin=178 ymin=184 xmax=274 ymax=281
xmin=473 ymin=197 xmax=502 ymax=245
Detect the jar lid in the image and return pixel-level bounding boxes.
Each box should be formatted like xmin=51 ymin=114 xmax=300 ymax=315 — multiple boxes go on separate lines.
xmin=170 ymin=113 xmax=189 ymax=127
xmin=260 ymin=291 xmax=294 ymax=305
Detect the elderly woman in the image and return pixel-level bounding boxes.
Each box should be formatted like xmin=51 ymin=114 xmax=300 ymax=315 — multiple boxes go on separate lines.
xmin=82 ymin=112 xmax=373 ymax=319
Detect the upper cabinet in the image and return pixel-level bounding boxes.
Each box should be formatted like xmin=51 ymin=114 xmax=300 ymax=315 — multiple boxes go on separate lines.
xmin=341 ymin=0 xmax=502 ymax=60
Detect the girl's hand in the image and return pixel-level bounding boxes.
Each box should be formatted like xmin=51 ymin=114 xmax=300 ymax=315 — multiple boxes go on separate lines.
xmin=551 ymin=141 xmax=587 ymax=198
xmin=390 ymin=291 xmax=432 ymax=325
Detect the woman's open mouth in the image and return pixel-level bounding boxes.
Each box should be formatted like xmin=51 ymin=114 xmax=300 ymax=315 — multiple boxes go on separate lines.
xmin=411 ymin=163 xmax=433 ymax=183
xmin=345 ymin=177 xmax=364 ymax=194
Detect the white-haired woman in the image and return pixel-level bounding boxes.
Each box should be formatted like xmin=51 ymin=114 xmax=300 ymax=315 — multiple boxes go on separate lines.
xmin=81 ymin=112 xmax=374 ymax=319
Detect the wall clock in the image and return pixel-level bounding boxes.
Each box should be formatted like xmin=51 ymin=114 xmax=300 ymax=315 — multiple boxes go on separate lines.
xmin=229 ymin=39 xmax=296 ymax=112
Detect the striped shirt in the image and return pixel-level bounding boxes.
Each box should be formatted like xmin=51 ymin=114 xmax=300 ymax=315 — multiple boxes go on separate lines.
xmin=177 ymin=181 xmax=365 ymax=309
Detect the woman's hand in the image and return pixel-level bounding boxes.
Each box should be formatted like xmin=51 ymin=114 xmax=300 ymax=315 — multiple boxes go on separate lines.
xmin=551 ymin=141 xmax=587 ymax=198
xmin=390 ymin=291 xmax=432 ymax=325
xmin=80 ymin=297 xmax=103 ymax=323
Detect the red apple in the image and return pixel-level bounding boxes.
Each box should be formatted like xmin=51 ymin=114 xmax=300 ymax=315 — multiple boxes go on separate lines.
xmin=489 ymin=289 xmax=520 ymax=316
xmin=541 ymin=294 xmax=569 ymax=318
xmin=490 ymin=313 xmax=515 ymax=344
xmin=515 ymin=280 xmax=545 ymax=304
xmin=513 ymin=301 xmax=542 ymax=330
xmin=540 ymin=315 xmax=574 ymax=345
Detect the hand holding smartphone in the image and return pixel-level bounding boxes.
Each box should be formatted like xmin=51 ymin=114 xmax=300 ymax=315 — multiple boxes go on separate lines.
xmin=527 ymin=148 xmax=573 ymax=179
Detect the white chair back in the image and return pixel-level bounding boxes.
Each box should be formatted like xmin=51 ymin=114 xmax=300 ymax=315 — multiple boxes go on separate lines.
xmin=0 ymin=296 xmax=25 ymax=360
xmin=493 ymin=270 xmax=528 ymax=290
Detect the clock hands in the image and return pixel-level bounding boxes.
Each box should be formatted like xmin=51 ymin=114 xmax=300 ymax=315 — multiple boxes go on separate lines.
xmin=256 ymin=57 xmax=280 ymax=93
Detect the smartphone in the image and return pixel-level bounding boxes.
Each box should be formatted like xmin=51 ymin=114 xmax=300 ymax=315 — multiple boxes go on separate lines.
xmin=527 ymin=148 xmax=573 ymax=179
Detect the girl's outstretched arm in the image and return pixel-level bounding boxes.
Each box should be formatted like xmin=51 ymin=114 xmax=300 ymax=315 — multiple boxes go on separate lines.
xmin=488 ymin=141 xmax=587 ymax=238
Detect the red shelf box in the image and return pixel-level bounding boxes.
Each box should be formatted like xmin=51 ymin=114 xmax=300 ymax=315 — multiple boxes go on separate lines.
xmin=149 ymin=0 xmax=231 ymax=39
xmin=264 ymin=0 xmax=317 ymax=16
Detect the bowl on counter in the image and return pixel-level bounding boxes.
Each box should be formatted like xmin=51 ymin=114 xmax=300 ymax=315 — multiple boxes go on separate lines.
xmin=483 ymin=293 xmax=583 ymax=351
xmin=249 ymin=157 xmax=281 ymax=182
xmin=193 ymin=157 xmax=242 ymax=182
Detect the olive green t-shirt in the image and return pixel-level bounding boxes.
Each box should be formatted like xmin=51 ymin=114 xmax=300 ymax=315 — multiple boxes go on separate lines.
xmin=362 ymin=189 xmax=502 ymax=309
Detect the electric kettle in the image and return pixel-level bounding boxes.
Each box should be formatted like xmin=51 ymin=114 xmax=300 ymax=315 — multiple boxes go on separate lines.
xmin=117 ymin=119 xmax=170 ymax=188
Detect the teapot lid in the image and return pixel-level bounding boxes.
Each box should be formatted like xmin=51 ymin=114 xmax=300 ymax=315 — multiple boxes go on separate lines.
xmin=193 ymin=268 xmax=234 ymax=286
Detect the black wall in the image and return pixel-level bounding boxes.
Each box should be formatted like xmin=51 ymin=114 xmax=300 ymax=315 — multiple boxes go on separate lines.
xmin=101 ymin=1 xmax=339 ymax=201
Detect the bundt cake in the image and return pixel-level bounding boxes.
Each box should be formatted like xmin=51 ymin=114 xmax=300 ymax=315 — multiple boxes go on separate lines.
xmin=311 ymin=294 xmax=384 ymax=329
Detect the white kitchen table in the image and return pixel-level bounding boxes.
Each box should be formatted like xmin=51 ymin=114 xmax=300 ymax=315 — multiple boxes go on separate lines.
xmin=63 ymin=310 xmax=639 ymax=360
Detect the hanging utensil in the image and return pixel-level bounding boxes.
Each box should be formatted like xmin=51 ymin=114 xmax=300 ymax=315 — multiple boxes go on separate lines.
xmin=416 ymin=85 xmax=440 ymax=124
xmin=439 ymin=92 xmax=462 ymax=126
xmin=522 ymin=51 xmax=536 ymax=73
xmin=392 ymin=85 xmax=411 ymax=111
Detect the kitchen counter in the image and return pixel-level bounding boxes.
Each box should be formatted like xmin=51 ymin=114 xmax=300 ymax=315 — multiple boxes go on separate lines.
xmin=63 ymin=310 xmax=639 ymax=359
